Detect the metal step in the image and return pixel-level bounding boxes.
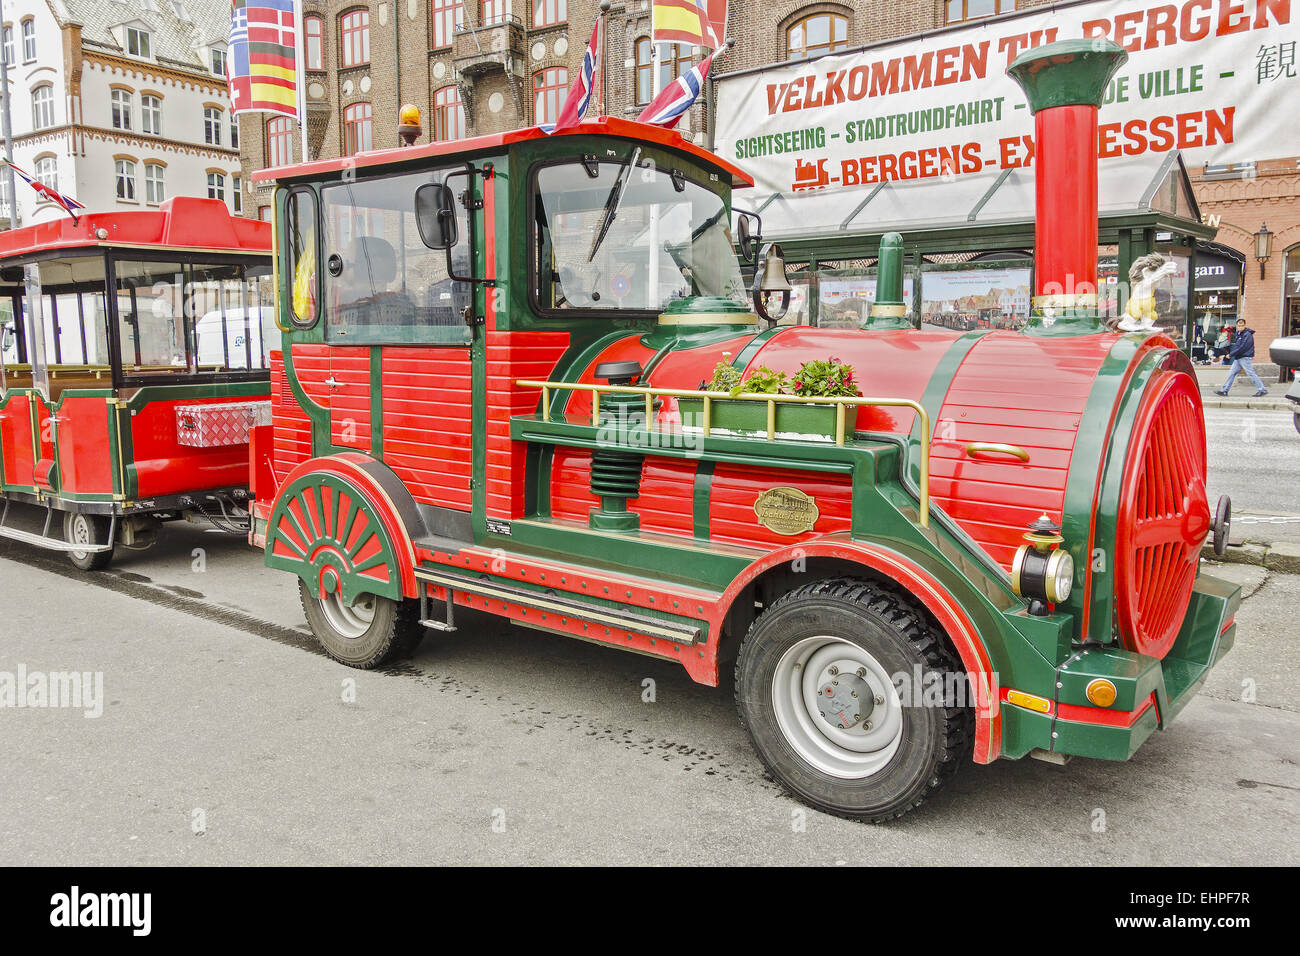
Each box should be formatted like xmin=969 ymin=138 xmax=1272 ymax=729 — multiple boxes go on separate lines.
xmin=414 ymin=567 xmax=702 ymax=645
xmin=0 ymin=523 xmax=112 ymax=553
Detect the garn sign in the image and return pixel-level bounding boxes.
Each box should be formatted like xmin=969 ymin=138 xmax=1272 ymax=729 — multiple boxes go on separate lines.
xmin=713 ymin=0 xmax=1294 ymax=197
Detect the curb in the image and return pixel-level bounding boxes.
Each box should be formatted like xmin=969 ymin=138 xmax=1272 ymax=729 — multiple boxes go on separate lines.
xmin=1201 ymin=540 xmax=1300 ymax=572
xmin=1199 ymin=397 xmax=1293 ymax=411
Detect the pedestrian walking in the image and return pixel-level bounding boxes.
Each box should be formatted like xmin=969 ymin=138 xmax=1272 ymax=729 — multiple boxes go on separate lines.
xmin=1214 ymin=318 xmax=1269 ymax=397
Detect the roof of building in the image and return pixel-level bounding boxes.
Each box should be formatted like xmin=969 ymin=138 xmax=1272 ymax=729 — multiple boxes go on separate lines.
xmin=48 ymin=0 xmax=229 ymax=77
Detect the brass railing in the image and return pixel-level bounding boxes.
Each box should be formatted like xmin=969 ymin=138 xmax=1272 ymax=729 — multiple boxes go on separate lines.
xmin=515 ymin=379 xmax=931 ymax=528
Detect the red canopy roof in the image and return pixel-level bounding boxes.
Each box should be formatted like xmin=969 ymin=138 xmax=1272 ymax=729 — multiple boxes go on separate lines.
xmin=251 ymin=116 xmax=755 ymax=189
xmin=0 ymin=197 xmax=271 ymax=260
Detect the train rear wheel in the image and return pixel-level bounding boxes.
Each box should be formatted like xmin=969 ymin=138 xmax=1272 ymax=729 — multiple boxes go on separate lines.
xmin=299 ymin=579 xmax=423 ymax=669
xmin=735 ymin=578 xmax=971 ymax=823
xmin=64 ymin=512 xmax=114 ymax=571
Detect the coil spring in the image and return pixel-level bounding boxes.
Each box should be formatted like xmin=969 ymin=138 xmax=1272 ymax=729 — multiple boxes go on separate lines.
xmin=590 ymin=449 xmax=644 ymax=499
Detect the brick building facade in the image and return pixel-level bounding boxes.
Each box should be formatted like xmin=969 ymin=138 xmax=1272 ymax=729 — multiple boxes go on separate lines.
xmin=233 ymin=0 xmax=1297 ymax=355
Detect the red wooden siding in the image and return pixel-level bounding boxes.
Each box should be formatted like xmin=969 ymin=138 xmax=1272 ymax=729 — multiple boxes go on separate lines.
xmin=381 ymin=347 xmax=474 ymax=511
xmin=709 ymin=464 xmax=852 ymax=549
xmin=328 ymin=347 xmax=371 ymax=451
xmin=550 ymin=446 xmax=697 ymax=536
xmin=271 ymin=352 xmax=311 ymax=481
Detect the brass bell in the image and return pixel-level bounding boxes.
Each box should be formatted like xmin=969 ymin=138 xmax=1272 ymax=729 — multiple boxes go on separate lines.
xmin=759 ymin=242 xmax=793 ymax=294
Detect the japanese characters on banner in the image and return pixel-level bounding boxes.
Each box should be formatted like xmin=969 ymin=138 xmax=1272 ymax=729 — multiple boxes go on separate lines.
xmin=713 ymin=0 xmax=1297 ymax=198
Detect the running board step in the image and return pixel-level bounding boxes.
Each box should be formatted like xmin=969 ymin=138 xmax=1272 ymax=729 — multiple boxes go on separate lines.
xmin=0 ymin=523 xmax=113 ymax=552
xmin=414 ymin=568 xmax=702 ymax=645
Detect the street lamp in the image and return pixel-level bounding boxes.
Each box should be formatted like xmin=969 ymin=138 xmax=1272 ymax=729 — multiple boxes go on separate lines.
xmin=1255 ymin=222 xmax=1274 ymax=279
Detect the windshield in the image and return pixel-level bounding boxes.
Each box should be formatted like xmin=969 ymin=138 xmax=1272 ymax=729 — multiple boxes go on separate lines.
xmin=534 ymin=158 xmax=747 ymax=312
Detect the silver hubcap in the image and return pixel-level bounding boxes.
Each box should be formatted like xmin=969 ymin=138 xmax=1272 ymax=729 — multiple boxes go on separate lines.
xmin=319 ymin=591 xmax=377 ymax=639
xmin=772 ymin=636 xmax=904 ymax=779
xmin=69 ymin=514 xmax=92 ymax=560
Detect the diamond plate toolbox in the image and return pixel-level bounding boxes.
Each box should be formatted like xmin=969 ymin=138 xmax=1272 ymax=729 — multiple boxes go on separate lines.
xmin=175 ymin=401 xmax=271 ymax=448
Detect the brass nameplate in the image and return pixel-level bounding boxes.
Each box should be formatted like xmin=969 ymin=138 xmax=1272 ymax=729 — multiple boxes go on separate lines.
xmin=754 ymin=487 xmax=819 ymax=536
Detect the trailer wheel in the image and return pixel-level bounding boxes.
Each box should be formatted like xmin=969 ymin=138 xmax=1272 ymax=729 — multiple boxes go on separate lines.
xmin=299 ymin=580 xmax=424 ymax=669
xmin=64 ymin=512 xmax=114 ymax=571
xmin=735 ymin=578 xmax=971 ymax=822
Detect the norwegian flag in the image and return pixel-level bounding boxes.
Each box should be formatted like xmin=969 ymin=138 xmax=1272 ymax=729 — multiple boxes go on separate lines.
xmin=542 ymin=20 xmax=599 ymax=134
xmin=636 ymin=49 xmax=716 ymax=128
xmin=4 ymin=157 xmax=86 ymax=222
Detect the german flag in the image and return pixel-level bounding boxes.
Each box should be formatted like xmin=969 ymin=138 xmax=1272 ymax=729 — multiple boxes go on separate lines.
xmin=227 ymin=0 xmax=299 ymax=118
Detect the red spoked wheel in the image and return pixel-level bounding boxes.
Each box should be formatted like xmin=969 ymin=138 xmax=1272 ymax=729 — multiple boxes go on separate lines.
xmin=1114 ymin=371 xmax=1208 ymax=659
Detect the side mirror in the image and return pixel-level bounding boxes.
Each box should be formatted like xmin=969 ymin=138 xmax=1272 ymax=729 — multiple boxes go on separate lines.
xmin=415 ymin=182 xmax=458 ymax=250
xmin=751 ymin=242 xmax=792 ymax=325
xmin=735 ymin=210 xmax=761 ymax=263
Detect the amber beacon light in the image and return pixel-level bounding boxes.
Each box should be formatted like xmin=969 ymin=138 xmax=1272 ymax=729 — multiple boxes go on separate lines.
xmin=398 ymin=104 xmax=422 ymax=146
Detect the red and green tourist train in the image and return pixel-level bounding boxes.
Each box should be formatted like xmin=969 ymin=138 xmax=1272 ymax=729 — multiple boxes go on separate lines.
xmin=0 ymin=197 xmax=272 ymax=568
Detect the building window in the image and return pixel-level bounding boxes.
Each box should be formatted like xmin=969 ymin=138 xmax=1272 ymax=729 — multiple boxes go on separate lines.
xmin=657 ymin=42 xmax=693 ymax=91
xmin=305 ymin=16 xmax=323 ymax=68
xmin=141 ymin=94 xmax=162 ymax=135
xmin=33 ymin=157 xmax=57 ymax=192
xmin=533 ymin=0 xmax=565 ymax=27
xmin=211 ymin=47 xmax=227 ymax=77
xmin=433 ymin=85 xmax=465 ymax=141
xmin=21 ymin=19 xmax=34 ymax=62
xmin=945 ymin=0 xmax=1014 ymax=24
xmin=258 ymin=205 xmax=272 ymax=221
xmin=230 ymin=115 xmax=240 ymax=148
xmin=172 ymin=1 xmax=191 ymax=20
xmin=343 ymin=101 xmax=373 ymax=154
xmin=126 ymin=27 xmax=150 ymax=59
xmin=3 ymin=27 xmax=13 ymax=68
xmin=204 ymin=107 xmax=223 ymax=146
xmin=532 ymin=67 xmax=566 ymax=126
xmin=340 ymin=9 xmax=369 ymax=67
xmin=266 ymin=115 xmax=294 ymax=167
xmin=786 ymin=12 xmax=848 ymax=61
xmin=144 ymin=163 xmax=165 ymax=204
xmin=111 ymin=89 xmax=133 ymax=130
xmin=482 ymin=0 xmax=511 ymax=25
xmin=232 ymin=175 xmax=242 ymax=213
xmin=431 ymin=0 xmax=463 ymax=48
xmin=207 ymin=172 xmax=225 ymax=201
xmin=31 ymin=85 xmax=54 ymax=129
xmin=635 ymin=37 xmax=657 ymax=105
xmin=116 ymin=160 xmax=137 ymax=201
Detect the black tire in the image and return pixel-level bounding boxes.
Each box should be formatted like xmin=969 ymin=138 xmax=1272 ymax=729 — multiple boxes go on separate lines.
xmin=64 ymin=512 xmax=115 ymax=571
xmin=299 ymin=579 xmax=425 ymax=669
xmin=735 ymin=577 xmax=972 ymax=823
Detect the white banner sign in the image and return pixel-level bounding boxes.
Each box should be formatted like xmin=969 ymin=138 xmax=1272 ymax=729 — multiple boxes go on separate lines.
xmin=714 ymin=0 xmax=1296 ymax=197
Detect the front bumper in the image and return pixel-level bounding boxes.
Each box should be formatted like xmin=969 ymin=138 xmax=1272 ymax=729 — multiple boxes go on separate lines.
xmin=1000 ymin=570 xmax=1239 ymax=761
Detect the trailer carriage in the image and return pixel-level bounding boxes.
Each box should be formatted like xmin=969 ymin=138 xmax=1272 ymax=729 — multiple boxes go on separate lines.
xmin=0 ymin=197 xmax=272 ymax=568
xmin=251 ymin=41 xmax=1238 ymax=821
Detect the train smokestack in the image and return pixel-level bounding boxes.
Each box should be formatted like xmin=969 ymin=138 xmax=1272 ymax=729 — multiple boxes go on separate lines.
xmin=1008 ymin=39 xmax=1127 ymax=332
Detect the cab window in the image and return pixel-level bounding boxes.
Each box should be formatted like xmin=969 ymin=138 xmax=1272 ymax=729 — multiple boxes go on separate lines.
xmin=321 ymin=169 xmax=471 ymax=345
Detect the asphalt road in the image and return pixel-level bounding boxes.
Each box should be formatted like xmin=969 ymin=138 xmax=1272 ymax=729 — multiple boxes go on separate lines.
xmin=1205 ymin=405 xmax=1300 ymax=543
xmin=0 ymin=510 xmax=1296 ymax=865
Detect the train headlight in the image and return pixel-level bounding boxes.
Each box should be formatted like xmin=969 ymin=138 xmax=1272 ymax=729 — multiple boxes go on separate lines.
xmin=1011 ymin=514 xmax=1073 ymax=612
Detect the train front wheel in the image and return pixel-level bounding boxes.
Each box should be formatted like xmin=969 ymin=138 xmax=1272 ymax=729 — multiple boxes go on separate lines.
xmin=299 ymin=580 xmax=424 ymax=669
xmin=64 ymin=512 xmax=115 ymax=571
xmin=734 ymin=578 xmax=971 ymax=823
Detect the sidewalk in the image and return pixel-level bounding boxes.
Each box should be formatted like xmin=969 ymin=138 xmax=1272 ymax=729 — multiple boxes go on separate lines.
xmin=1195 ymin=362 xmax=1294 ymax=410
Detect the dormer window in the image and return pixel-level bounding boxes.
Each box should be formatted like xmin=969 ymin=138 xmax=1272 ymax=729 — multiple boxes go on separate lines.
xmin=126 ymin=27 xmax=150 ymax=58
xmin=211 ymin=48 xmax=227 ymax=76
xmin=172 ymin=1 xmax=190 ymax=21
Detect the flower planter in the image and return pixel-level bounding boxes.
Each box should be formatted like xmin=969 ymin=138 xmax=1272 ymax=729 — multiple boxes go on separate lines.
xmin=677 ymin=397 xmax=840 ymax=441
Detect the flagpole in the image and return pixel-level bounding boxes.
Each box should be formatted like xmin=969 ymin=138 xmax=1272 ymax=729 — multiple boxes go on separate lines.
xmin=598 ymin=1 xmax=610 ymax=116
xmin=0 ymin=0 xmax=21 ymax=229
xmin=294 ymin=0 xmax=308 ymax=162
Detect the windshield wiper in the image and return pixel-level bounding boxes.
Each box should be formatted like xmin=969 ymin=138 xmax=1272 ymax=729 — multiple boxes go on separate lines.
xmin=587 ymin=147 xmax=640 ymax=263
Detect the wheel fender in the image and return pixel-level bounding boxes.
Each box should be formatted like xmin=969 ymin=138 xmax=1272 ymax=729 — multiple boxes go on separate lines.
xmin=265 ymin=454 xmax=420 ymax=604
xmin=717 ymin=535 xmax=1001 ymax=764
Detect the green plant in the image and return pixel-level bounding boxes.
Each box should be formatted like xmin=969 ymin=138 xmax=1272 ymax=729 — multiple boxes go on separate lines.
xmin=790 ymin=357 xmax=859 ymax=398
xmin=706 ymin=354 xmax=742 ymax=393
xmin=731 ymin=365 xmax=789 ymax=397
